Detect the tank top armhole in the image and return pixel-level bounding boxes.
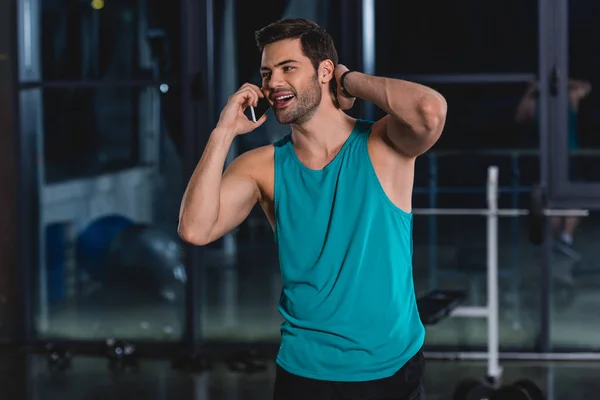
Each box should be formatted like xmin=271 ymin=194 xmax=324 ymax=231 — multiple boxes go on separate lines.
xmin=272 ymin=135 xmax=291 ymax=241
xmin=273 ymin=143 xmax=280 ymax=240
xmin=357 ymin=120 xmax=412 ymax=217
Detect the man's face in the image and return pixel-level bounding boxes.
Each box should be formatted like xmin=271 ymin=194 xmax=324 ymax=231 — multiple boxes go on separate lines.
xmin=260 ymin=39 xmax=322 ymax=125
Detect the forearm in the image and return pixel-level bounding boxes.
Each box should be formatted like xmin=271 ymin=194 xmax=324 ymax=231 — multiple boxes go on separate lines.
xmin=178 ymin=128 xmax=235 ymax=242
xmin=343 ymin=72 xmax=446 ymax=135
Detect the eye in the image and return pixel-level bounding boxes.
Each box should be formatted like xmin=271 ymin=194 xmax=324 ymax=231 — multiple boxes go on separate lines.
xmin=261 ymin=72 xmax=271 ymax=79
xmin=283 ymin=66 xmax=295 ymax=72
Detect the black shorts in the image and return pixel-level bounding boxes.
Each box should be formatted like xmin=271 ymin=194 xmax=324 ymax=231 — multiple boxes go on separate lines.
xmin=273 ymin=350 xmax=426 ymax=400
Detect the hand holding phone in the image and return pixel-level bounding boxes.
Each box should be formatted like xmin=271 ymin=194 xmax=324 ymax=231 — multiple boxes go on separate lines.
xmin=216 ymin=83 xmax=268 ymax=136
xmin=249 ymin=96 xmax=271 ymax=123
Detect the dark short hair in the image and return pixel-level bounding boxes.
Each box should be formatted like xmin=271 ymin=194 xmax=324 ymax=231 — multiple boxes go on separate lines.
xmin=255 ymin=18 xmax=339 ymax=71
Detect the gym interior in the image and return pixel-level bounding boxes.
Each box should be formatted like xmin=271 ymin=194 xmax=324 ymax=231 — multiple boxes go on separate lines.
xmin=1 ymin=0 xmax=600 ymax=399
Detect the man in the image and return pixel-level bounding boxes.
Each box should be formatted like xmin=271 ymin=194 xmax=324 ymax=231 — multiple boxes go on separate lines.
xmin=179 ymin=18 xmax=446 ymax=400
xmin=515 ymin=79 xmax=591 ymax=258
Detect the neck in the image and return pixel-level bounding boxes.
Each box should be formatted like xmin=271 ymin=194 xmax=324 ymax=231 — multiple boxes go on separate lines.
xmin=290 ymin=105 xmax=356 ymax=154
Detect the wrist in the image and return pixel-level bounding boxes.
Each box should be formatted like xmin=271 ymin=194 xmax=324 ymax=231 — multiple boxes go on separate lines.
xmin=340 ymin=70 xmax=356 ymax=98
xmin=341 ymin=71 xmax=363 ymax=99
xmin=212 ymin=126 xmax=238 ymax=142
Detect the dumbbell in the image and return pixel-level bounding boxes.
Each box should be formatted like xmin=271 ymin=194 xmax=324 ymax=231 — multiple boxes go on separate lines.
xmin=225 ymin=350 xmax=267 ymax=374
xmin=105 ymin=338 xmax=138 ymax=372
xmin=171 ymin=352 xmax=213 ymax=374
xmin=453 ymin=378 xmax=544 ymax=400
xmin=492 ymin=380 xmax=545 ymax=400
xmin=46 ymin=343 xmax=72 ymax=371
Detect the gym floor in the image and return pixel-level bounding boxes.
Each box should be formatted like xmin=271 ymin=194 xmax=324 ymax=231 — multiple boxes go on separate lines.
xmin=2 ymin=349 xmax=599 ymax=400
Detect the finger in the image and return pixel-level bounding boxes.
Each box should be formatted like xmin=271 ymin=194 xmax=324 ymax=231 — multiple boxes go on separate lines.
xmin=232 ymin=88 xmax=259 ymax=107
xmin=242 ymin=87 xmax=260 ymax=106
xmin=240 ymin=83 xmax=264 ymax=99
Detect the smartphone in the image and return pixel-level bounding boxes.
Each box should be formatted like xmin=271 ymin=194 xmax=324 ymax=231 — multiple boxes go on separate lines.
xmin=249 ymin=96 xmax=271 ymax=122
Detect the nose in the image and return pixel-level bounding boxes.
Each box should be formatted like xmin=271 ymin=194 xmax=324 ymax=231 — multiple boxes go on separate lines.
xmin=267 ymin=71 xmax=286 ymax=91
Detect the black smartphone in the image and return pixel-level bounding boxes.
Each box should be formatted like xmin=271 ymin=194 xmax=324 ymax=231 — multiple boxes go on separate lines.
xmin=249 ymin=96 xmax=271 ymax=122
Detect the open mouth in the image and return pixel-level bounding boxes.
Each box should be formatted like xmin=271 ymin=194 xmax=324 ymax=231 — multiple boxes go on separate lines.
xmin=273 ymin=93 xmax=295 ymax=109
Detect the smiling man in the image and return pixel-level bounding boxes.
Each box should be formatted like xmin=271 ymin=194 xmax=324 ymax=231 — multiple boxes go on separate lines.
xmin=178 ymin=18 xmax=447 ymax=400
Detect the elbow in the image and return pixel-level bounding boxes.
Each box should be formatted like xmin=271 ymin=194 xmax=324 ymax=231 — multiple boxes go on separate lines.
xmin=418 ymin=96 xmax=447 ymax=137
xmin=177 ymin=221 xmax=213 ymax=246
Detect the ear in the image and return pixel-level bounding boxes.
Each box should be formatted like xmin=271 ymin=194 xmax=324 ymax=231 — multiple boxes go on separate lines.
xmin=318 ymin=59 xmax=335 ymax=84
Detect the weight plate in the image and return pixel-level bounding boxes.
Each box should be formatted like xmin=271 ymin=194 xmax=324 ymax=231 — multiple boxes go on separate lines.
xmin=528 ymin=185 xmax=547 ymax=245
xmin=465 ymin=384 xmax=495 ymax=400
xmin=452 ymin=379 xmax=480 ymax=400
xmin=492 ymin=385 xmax=530 ymax=400
xmin=513 ymin=379 xmax=545 ymax=400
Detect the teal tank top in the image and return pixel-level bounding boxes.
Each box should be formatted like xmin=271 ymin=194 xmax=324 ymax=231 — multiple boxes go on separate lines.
xmin=535 ymin=104 xmax=579 ymax=149
xmin=273 ymin=119 xmax=425 ymax=382
xmin=568 ymin=106 xmax=579 ymax=149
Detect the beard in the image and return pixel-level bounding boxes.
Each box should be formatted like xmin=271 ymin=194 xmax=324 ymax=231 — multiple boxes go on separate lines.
xmin=273 ymin=73 xmax=322 ymax=125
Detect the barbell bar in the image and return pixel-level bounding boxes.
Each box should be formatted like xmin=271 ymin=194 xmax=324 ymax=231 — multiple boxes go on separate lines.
xmin=413 ymin=179 xmax=589 ymax=245
xmin=412 ymin=208 xmax=589 ymax=217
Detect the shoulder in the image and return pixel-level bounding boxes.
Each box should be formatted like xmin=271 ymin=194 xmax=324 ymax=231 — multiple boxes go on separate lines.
xmin=229 ymin=144 xmax=274 ymax=174
xmin=226 ymin=145 xmax=275 ymax=196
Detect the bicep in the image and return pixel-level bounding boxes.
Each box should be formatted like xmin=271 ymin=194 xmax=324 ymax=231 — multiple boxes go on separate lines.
xmin=206 ymin=161 xmax=260 ymax=242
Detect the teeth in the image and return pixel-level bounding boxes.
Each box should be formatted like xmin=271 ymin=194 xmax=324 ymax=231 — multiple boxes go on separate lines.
xmin=276 ymin=94 xmax=294 ymax=101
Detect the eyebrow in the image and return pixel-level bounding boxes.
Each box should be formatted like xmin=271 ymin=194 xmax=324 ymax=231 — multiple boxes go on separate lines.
xmin=260 ymin=59 xmax=299 ymax=72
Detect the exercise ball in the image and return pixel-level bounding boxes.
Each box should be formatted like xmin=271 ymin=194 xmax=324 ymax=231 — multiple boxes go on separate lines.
xmin=76 ymin=214 xmax=134 ymax=282
xmin=105 ymin=224 xmax=187 ymax=303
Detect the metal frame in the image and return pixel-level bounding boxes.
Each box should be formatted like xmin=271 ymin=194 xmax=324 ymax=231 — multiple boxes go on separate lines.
xmin=19 ymin=80 xmax=167 ymax=89
xmin=418 ymin=166 xmax=587 ymax=385
xmin=391 ymin=73 xmax=537 ymax=85
xmin=2 ymin=0 xmax=29 ymax=344
xmin=446 ymin=166 xmax=502 ymax=383
xmin=179 ymin=0 xmax=216 ymax=349
xmin=16 ymin=0 xmax=43 ymax=342
xmin=361 ymin=0 xmax=376 ymax=121
xmin=538 ymin=0 xmax=554 ymax=354
xmin=546 ymin=0 xmax=600 ymax=205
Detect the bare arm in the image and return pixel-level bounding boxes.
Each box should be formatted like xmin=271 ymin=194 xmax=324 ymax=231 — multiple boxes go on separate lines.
xmin=178 ymin=83 xmax=267 ymax=246
xmin=178 ymin=130 xmax=261 ymax=245
xmin=568 ymin=79 xmax=592 ymax=106
xmin=515 ymin=82 xmax=538 ymax=124
xmin=341 ymin=69 xmax=447 ymax=158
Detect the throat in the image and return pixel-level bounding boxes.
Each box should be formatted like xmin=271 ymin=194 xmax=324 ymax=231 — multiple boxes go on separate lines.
xmin=293 ymin=142 xmax=346 ymax=170
xmin=289 ymin=117 xmax=358 ymax=170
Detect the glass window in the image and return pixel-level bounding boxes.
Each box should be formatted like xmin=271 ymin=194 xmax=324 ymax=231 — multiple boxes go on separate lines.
xmin=405 ymin=80 xmax=542 ymax=350
xmin=39 ymin=0 xmax=176 ymax=81
xmin=41 ymin=86 xmax=153 ymax=182
xmin=538 ymin=0 xmax=600 ymax=350
xmin=35 ymin=128 xmax=185 ymax=340
xmin=550 ymin=210 xmax=600 ymax=351
xmin=415 ymin=212 xmax=541 ymax=349
xmin=18 ymin=0 xmax=185 ymax=342
xmin=28 ymin=83 xmax=185 ymax=340
xmin=566 ymin=0 xmax=600 ymax=184
xmin=375 ymin=0 xmax=538 ymax=75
